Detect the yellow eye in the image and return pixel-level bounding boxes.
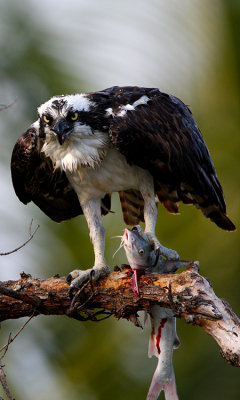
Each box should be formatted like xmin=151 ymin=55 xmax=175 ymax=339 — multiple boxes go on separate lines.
xmin=71 ymin=112 xmax=78 ymax=121
xmin=139 ymin=249 xmax=145 ymax=255
xmin=43 ymin=115 xmax=51 ymax=124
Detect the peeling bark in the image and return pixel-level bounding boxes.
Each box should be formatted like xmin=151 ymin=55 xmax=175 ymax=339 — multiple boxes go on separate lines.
xmin=0 ymin=263 xmax=239 ymax=366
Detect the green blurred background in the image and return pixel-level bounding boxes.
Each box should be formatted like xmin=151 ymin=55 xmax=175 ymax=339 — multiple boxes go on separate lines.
xmin=0 ymin=1 xmax=239 ymax=399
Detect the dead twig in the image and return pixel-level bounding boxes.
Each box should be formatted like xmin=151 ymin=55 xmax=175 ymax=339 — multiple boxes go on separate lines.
xmin=0 ymin=360 xmax=15 ymax=400
xmin=0 ymin=219 xmax=40 ymax=256
xmin=0 ymin=98 xmax=18 ymax=112
xmin=0 ymin=314 xmax=35 ymax=360
xmin=0 ymin=313 xmax=34 ymax=398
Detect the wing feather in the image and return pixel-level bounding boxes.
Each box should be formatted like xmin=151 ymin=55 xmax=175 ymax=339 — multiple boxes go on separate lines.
xmin=107 ymin=88 xmax=235 ymax=231
xmin=11 ymin=123 xmax=110 ymax=222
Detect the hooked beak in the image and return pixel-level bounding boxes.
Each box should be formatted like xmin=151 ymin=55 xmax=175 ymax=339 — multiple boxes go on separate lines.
xmin=52 ymin=119 xmax=73 ymax=145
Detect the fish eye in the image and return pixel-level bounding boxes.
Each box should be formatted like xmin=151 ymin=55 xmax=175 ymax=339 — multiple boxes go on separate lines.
xmin=70 ymin=112 xmax=78 ymax=121
xmin=43 ymin=115 xmax=52 ymax=124
xmin=138 ymin=249 xmax=145 ymax=255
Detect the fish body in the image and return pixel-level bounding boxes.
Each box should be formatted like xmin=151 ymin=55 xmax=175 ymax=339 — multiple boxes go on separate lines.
xmin=147 ymin=306 xmax=180 ymax=400
xmin=122 ymin=226 xmax=180 ymax=400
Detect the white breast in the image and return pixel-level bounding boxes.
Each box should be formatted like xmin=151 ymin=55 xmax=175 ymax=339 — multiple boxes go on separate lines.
xmin=41 ymin=126 xmax=108 ymax=172
xmin=66 ymin=149 xmax=144 ymax=203
xmin=42 ymin=127 xmax=152 ymax=203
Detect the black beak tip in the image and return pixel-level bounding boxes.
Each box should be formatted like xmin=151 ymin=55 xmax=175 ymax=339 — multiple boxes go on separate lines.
xmin=54 ymin=120 xmax=73 ymax=145
xmin=60 ymin=129 xmax=73 ymax=144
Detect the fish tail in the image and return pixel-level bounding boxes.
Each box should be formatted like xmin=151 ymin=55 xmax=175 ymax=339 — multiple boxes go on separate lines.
xmin=148 ymin=331 xmax=157 ymax=358
xmin=164 ymin=375 xmax=179 ymax=400
xmin=146 ymin=373 xmax=179 ymax=400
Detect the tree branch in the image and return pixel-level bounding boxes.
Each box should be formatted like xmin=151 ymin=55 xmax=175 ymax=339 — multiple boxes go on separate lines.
xmin=0 ymin=360 xmax=15 ymax=400
xmin=0 ymin=263 xmax=239 ymax=367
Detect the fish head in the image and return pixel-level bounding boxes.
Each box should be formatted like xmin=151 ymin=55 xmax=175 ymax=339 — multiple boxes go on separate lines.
xmin=122 ymin=225 xmax=156 ymax=270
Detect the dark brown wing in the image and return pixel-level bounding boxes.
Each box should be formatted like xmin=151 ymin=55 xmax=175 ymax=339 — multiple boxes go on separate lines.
xmin=11 ymin=124 xmax=110 ymax=222
xmin=107 ymin=87 xmax=235 ymax=231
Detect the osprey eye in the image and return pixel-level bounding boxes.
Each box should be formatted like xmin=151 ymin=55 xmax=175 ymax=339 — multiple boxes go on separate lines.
xmin=43 ymin=115 xmax=52 ymax=124
xmin=138 ymin=249 xmax=145 ymax=255
xmin=71 ymin=112 xmax=78 ymax=121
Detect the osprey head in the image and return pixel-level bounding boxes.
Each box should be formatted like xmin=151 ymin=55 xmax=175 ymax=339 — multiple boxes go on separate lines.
xmin=37 ymin=94 xmax=93 ymax=145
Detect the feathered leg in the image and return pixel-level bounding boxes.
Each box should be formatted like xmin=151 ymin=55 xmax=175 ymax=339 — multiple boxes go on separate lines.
xmin=140 ymin=175 xmax=179 ymax=260
xmin=67 ymin=198 xmax=110 ymax=288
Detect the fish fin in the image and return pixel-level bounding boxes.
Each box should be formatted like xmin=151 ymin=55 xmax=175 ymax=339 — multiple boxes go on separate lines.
xmin=144 ymin=311 xmax=149 ymax=327
xmin=173 ymin=317 xmax=181 ymax=349
xmin=173 ymin=334 xmax=181 ymax=349
xmin=148 ymin=332 xmax=158 ymax=358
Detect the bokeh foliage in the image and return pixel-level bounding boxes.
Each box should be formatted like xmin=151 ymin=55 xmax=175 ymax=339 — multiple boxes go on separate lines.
xmin=0 ymin=1 xmax=239 ymax=399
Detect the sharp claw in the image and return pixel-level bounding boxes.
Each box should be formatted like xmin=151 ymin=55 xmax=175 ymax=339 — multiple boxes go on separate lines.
xmin=66 ymin=273 xmax=73 ymax=285
xmin=145 ymin=232 xmax=180 ymax=261
xmin=89 ymin=269 xmax=95 ymax=291
xmin=90 ymin=269 xmax=95 ymax=279
xmin=69 ymin=286 xmax=75 ymax=299
xmin=67 ymin=265 xmax=110 ymax=289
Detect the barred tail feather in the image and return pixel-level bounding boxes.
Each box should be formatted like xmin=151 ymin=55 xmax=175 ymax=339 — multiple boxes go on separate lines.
xmin=119 ymin=189 xmax=144 ymax=225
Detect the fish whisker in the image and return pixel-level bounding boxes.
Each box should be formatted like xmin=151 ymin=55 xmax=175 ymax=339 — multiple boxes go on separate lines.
xmin=112 ymin=241 xmax=124 ymax=259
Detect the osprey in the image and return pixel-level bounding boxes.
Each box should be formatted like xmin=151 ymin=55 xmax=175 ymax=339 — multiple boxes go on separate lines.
xmin=11 ymin=86 xmax=235 ymax=286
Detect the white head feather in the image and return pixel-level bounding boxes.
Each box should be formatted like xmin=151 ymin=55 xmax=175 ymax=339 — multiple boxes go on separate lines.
xmin=38 ymin=94 xmax=109 ymax=172
xmin=37 ymin=94 xmax=93 ymax=118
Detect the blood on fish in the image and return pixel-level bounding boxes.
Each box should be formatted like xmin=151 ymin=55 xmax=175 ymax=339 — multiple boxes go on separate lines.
xmin=131 ymin=269 xmax=140 ymax=296
xmin=155 ymin=318 xmax=167 ymax=354
xmin=130 ymin=268 xmax=146 ymax=296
